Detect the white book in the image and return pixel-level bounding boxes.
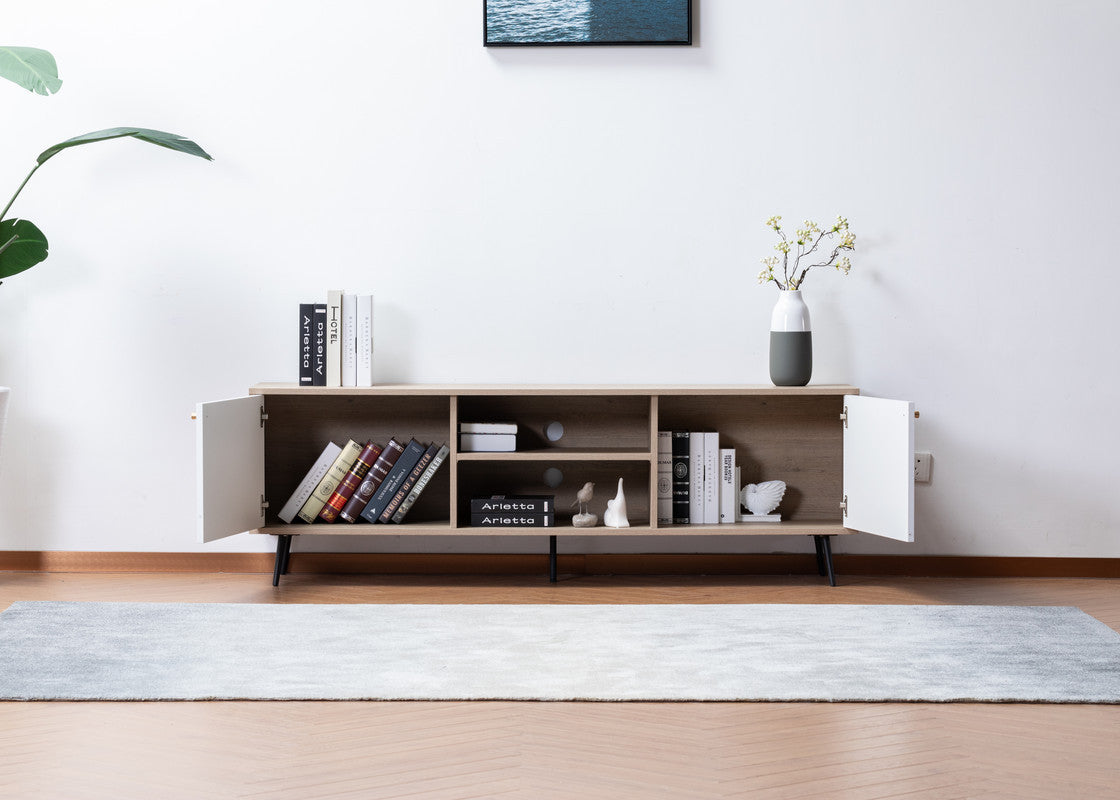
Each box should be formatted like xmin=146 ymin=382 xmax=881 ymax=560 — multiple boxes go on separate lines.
xmin=341 ymin=294 xmax=357 ymax=387
xmin=277 ymin=441 xmax=342 ymax=523
xmin=357 ymin=293 xmax=373 ymax=386
xmin=689 ymin=432 xmax=704 ymax=525
xmin=703 ymin=432 xmax=719 ymax=524
xmin=459 ymin=432 xmax=516 ymax=452
xmin=719 ymin=447 xmax=737 ymax=524
xmin=460 ymin=422 xmax=518 ymax=434
xmin=657 ymin=431 xmax=672 ymax=525
xmin=325 ymin=289 xmax=343 ymax=387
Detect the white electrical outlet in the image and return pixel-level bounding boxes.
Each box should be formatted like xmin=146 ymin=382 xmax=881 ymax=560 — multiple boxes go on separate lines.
xmin=914 ymin=451 xmax=932 ymax=482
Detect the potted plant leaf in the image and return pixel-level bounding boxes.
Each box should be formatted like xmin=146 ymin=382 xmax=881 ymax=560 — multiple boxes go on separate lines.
xmin=0 ymin=45 xmax=212 ymax=459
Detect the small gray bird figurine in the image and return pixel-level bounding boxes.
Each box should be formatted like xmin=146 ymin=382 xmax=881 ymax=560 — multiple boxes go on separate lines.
xmin=570 ymin=482 xmax=595 ymax=515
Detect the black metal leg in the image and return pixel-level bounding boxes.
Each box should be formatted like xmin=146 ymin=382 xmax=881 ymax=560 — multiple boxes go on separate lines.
xmin=813 ymin=536 xmax=827 ymax=576
xmin=280 ymin=534 xmax=293 ymax=575
xmin=273 ymin=534 xmax=292 ymax=587
xmin=549 ymin=535 xmax=557 ymax=583
xmin=815 ymin=535 xmax=837 ymax=587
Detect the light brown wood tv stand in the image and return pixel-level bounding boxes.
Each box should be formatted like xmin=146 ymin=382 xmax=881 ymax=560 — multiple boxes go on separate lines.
xmin=197 ymin=384 xmax=914 ymax=586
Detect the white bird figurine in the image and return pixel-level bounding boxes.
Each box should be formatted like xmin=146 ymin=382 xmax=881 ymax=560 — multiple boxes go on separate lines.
xmin=603 ymin=477 xmax=630 ymax=528
xmin=570 ymin=482 xmax=595 ymax=515
xmin=740 ymin=480 xmax=786 ymax=516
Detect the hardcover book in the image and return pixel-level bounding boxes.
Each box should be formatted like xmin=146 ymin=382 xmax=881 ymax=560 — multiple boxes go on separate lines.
xmin=719 ymin=447 xmax=737 ymax=524
xmin=298 ymin=303 xmax=315 ymax=386
xmin=390 ymin=443 xmax=450 ymax=523
xmin=657 ymin=431 xmax=672 ymax=524
xmin=277 ymin=441 xmax=342 ymax=523
xmin=359 ymin=438 xmax=427 ymax=523
xmin=297 ymin=439 xmax=363 ymax=523
xmin=689 ymin=432 xmax=705 ymax=525
xmin=459 ymin=422 xmax=518 ymax=434
xmin=378 ymin=442 xmax=440 ymax=523
xmin=318 ymin=440 xmax=382 ymax=523
xmin=338 ymin=437 xmax=404 ymax=522
xmin=326 ymin=289 xmax=342 ymax=387
xmin=341 ymin=293 xmax=357 ymax=387
xmin=672 ymin=431 xmax=690 ymax=524
xmin=357 ymin=293 xmax=373 ymax=386
xmin=459 ymin=432 xmax=516 ymax=452
xmin=703 ymin=432 xmax=719 ymax=524
xmin=470 ymin=496 xmax=555 ymax=514
xmin=312 ymin=303 xmax=327 ymax=386
xmin=470 ymin=512 xmax=555 ymax=527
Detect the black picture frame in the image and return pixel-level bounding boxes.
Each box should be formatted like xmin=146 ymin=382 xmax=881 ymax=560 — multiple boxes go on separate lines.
xmin=484 ymin=0 xmax=692 ymax=47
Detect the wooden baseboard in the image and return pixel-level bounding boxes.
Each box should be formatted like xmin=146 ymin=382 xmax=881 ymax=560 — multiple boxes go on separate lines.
xmin=1 ymin=551 xmax=1118 ymax=578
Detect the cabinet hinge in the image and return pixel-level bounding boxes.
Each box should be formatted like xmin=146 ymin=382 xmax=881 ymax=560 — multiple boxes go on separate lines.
xmin=840 ymin=495 xmax=848 ymax=518
xmin=260 ymin=495 xmax=270 ymax=519
xmin=260 ymin=408 xmax=269 ymax=428
xmin=840 ymin=406 xmax=848 ymax=428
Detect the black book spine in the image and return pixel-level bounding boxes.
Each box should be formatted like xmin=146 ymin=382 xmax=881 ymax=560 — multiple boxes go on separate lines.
xmin=360 ymin=439 xmax=426 ymax=523
xmin=312 ymin=303 xmax=327 ymax=386
xmin=469 ymin=496 xmax=555 ymax=514
xmin=672 ymin=431 xmax=690 ymax=524
xmin=470 ymin=512 xmax=555 ymax=527
xmin=378 ymin=443 xmax=439 ymax=523
xmin=298 ymin=303 xmax=315 ymax=386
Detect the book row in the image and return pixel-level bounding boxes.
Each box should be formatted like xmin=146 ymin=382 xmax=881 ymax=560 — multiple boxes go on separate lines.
xmin=279 ymin=437 xmax=449 ymax=525
xmin=299 ymin=290 xmax=375 ymax=387
xmin=657 ymin=431 xmax=743 ymax=525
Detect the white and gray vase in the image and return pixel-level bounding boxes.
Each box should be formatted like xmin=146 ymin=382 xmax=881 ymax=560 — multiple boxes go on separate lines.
xmin=769 ymin=290 xmax=812 ymax=386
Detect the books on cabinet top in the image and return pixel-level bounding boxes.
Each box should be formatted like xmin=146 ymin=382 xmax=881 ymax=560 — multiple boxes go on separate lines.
xmin=303 ymin=290 xmax=373 ymax=388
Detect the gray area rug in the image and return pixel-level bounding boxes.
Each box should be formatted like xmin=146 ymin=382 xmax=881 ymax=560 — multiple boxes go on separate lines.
xmin=1 ymin=602 xmax=1118 ymax=702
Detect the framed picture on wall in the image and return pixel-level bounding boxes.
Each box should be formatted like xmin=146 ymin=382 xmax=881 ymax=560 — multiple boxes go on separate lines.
xmin=484 ymin=0 xmax=692 ymax=47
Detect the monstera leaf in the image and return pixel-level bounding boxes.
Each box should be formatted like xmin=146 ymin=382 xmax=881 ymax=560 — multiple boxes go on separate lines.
xmin=0 ymin=46 xmax=62 ymax=95
xmin=0 ymin=219 xmax=49 ymax=281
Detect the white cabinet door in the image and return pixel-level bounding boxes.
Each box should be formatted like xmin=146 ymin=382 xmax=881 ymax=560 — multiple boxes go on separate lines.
xmin=196 ymin=395 xmax=265 ymax=542
xmin=842 ymin=394 xmax=915 ymax=542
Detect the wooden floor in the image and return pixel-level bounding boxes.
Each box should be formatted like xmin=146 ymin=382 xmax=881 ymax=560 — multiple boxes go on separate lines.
xmin=1 ymin=571 xmax=1118 ymax=800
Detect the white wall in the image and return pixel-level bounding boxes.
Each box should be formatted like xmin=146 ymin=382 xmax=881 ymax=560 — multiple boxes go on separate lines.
xmin=2 ymin=0 xmax=1118 ymax=557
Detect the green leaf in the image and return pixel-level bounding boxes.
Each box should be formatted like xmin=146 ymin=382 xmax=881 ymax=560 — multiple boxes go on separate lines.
xmin=0 ymin=219 xmax=49 ymax=280
xmin=38 ymin=127 xmax=213 ymax=165
xmin=0 ymin=46 xmax=62 ymax=95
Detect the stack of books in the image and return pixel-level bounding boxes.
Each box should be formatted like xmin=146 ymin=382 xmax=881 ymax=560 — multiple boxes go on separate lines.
xmin=470 ymin=495 xmax=555 ymax=527
xmin=459 ymin=421 xmax=518 ymax=452
xmin=657 ymin=431 xmax=740 ymax=525
xmin=278 ymin=437 xmax=449 ymax=524
xmin=299 ymin=290 xmax=375 ymax=387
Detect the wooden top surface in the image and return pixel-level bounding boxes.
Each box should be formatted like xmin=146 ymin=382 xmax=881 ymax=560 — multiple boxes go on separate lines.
xmin=250 ymin=383 xmax=860 ymax=397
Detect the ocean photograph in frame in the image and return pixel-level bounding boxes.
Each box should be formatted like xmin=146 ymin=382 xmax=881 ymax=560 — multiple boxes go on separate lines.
xmin=485 ymin=0 xmax=692 ymax=47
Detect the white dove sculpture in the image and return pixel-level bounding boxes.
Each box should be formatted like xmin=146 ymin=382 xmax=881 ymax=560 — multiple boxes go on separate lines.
xmin=740 ymin=480 xmax=787 ymax=516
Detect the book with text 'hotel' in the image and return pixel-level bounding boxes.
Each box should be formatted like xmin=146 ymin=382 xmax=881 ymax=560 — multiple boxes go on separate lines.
xmin=318 ymin=440 xmax=383 ymax=523
xmin=326 ymin=289 xmax=342 ymax=387
xmin=338 ymin=437 xmax=404 ymax=522
xmin=359 ymin=438 xmax=427 ymax=523
xmin=390 ymin=444 xmax=450 ymax=523
xmin=297 ymin=439 xmax=363 ymax=523
xmin=378 ymin=442 xmax=440 ymax=523
xmin=278 ymin=441 xmax=342 ymax=523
